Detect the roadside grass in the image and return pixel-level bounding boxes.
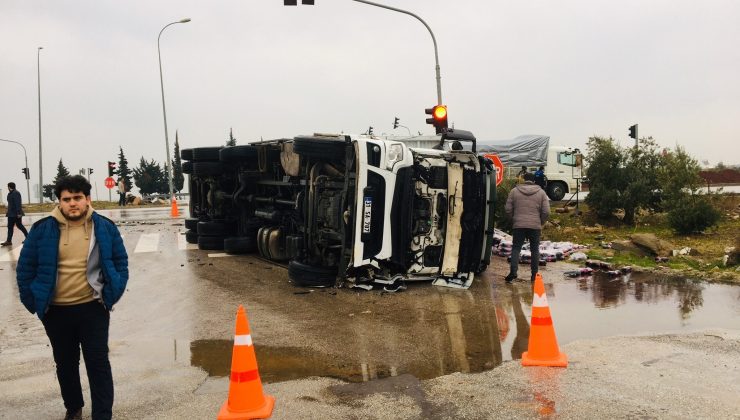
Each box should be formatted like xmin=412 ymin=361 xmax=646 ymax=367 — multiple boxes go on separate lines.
xmin=543 ymin=195 xmax=739 ymax=281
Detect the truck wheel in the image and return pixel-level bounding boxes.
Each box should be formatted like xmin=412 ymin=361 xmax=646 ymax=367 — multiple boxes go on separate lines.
xmin=197 ymin=220 xmax=235 ymax=236
xmin=293 ymin=137 xmax=346 ymax=161
xmin=185 ymin=230 xmax=199 ymax=244
xmin=182 ymin=161 xmax=194 ymax=174
xmin=547 ymin=182 xmax=567 ymax=201
xmin=181 ymin=148 xmax=194 ymax=161
xmin=220 ymin=145 xmax=258 ymax=163
xmin=192 ymin=162 xmax=225 ymax=177
xmin=192 ymin=147 xmax=222 ymax=162
xmin=288 ymin=260 xmax=337 ymax=287
xmin=184 ymin=218 xmax=200 ymax=231
xmin=198 ymin=235 xmax=224 ymax=250
xmin=224 ymin=236 xmax=257 ymax=255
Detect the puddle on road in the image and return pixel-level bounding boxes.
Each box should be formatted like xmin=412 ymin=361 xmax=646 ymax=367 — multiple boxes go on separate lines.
xmin=183 ymin=272 xmax=740 ymax=383
xmin=190 ymin=341 xmax=410 ymax=383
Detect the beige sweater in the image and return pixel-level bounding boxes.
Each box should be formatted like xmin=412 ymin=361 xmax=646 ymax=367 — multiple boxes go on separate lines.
xmin=51 ymin=206 xmax=95 ymax=305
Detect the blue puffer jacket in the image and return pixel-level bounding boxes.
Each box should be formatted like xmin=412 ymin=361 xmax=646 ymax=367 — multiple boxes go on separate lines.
xmin=16 ymin=212 xmax=129 ymax=319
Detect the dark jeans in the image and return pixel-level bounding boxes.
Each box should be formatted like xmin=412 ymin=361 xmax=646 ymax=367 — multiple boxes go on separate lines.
xmin=5 ymin=216 xmax=28 ymax=241
xmin=509 ymin=228 xmax=541 ymax=280
xmin=42 ymin=301 xmax=113 ymax=420
xmin=118 ymin=192 xmax=126 ymax=206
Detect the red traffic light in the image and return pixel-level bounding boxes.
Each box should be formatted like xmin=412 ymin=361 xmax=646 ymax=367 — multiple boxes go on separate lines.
xmin=425 ymin=105 xmax=448 ymax=134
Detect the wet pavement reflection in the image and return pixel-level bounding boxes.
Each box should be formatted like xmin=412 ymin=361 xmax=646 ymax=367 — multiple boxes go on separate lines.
xmin=183 ymin=268 xmax=739 ymax=384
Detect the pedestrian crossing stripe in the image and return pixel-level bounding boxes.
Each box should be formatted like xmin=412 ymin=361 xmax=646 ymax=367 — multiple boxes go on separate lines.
xmin=0 ymin=245 xmax=22 ymax=262
xmin=1 ymin=232 xmax=233 ymax=262
xmin=134 ymin=233 xmax=160 ymax=253
xmin=178 ymin=232 xmax=198 ymax=250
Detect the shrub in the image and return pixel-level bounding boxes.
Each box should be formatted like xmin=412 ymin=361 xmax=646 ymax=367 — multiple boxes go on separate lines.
xmin=494 ymin=178 xmax=517 ymax=232
xmin=667 ymin=195 xmax=721 ymax=234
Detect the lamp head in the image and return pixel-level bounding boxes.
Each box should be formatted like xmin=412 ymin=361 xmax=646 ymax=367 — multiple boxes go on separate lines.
xmin=179 ymin=18 xmax=191 ymax=23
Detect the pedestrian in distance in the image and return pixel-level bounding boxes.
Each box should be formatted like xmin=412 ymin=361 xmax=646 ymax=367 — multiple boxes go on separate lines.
xmin=2 ymin=182 xmax=29 ymax=246
xmin=16 ymin=175 xmax=128 ymax=420
xmin=516 ymin=165 xmax=528 ymax=184
xmin=117 ymin=178 xmax=126 ymax=207
xmin=534 ymin=166 xmax=547 ymax=190
xmin=504 ymin=172 xmax=550 ymax=283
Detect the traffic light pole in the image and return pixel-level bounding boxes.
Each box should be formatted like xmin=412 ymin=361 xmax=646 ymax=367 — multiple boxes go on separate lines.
xmin=0 ymin=138 xmax=31 ymax=206
xmin=350 ymin=0 xmax=443 ymax=105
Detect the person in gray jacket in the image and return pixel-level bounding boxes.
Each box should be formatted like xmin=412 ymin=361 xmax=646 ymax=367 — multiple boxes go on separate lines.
xmin=504 ymin=173 xmax=550 ymax=282
xmin=2 ymin=182 xmax=29 ymax=246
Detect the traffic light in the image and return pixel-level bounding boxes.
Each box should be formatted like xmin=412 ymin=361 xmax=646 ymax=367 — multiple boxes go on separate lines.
xmin=107 ymin=161 xmax=116 ymax=177
xmin=283 ymin=0 xmax=297 ymax=4
xmin=393 ymin=117 xmax=400 ymax=129
xmin=88 ymin=168 xmax=94 ymax=175
xmin=425 ymin=105 xmax=448 ymax=134
xmin=21 ymin=167 xmax=29 ymax=180
xmin=629 ymin=124 xmax=638 ymax=140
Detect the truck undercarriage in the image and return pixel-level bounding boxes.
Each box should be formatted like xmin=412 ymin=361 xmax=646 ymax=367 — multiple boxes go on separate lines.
xmin=182 ymin=130 xmax=495 ymax=289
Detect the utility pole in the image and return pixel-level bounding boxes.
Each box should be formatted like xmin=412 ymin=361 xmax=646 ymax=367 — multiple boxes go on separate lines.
xmin=37 ymin=46 xmax=44 ymax=203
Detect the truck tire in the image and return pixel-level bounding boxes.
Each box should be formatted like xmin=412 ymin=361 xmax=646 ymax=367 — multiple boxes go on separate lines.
xmin=220 ymin=145 xmax=258 ymax=163
xmin=192 ymin=147 xmax=222 ymax=162
xmin=293 ymin=137 xmax=346 ymax=161
xmin=184 ymin=218 xmax=200 ymax=231
xmin=288 ymin=260 xmax=337 ymax=287
xmin=192 ymin=162 xmax=225 ymax=177
xmin=198 ymin=235 xmax=224 ymax=251
xmin=197 ymin=220 xmax=234 ymax=237
xmin=182 ymin=161 xmax=194 ymax=175
xmin=185 ymin=230 xmax=199 ymax=244
xmin=224 ymin=236 xmax=257 ymax=255
xmin=547 ymin=182 xmax=567 ymax=201
xmin=181 ymin=148 xmax=194 ymax=161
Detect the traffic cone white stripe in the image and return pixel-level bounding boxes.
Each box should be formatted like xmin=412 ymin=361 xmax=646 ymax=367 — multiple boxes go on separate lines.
xmin=532 ymin=293 xmax=548 ymax=308
xmin=234 ymin=334 xmax=253 ymax=346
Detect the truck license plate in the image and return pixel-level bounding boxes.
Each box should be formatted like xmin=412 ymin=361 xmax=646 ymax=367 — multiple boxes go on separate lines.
xmin=363 ymin=197 xmax=372 ymax=233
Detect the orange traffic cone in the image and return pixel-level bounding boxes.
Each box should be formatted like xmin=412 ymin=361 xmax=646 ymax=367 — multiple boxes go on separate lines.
xmin=521 ymin=273 xmax=568 ymax=367
xmin=170 ymin=197 xmax=179 ymax=217
xmin=217 ymin=305 xmax=275 ymax=420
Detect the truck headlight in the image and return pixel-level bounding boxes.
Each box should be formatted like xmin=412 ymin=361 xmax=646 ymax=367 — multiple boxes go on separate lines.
xmin=386 ymin=143 xmax=404 ymax=170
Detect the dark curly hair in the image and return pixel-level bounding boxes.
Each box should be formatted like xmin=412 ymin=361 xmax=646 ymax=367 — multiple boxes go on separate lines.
xmin=54 ymin=175 xmax=92 ymax=199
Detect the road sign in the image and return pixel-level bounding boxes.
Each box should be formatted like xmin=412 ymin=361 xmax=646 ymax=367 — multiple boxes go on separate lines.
xmin=105 ymin=177 xmax=115 ymax=189
xmin=483 ymin=154 xmax=504 ymax=186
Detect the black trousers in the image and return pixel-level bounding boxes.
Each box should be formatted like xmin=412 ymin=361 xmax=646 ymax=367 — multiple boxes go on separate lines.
xmin=42 ymin=301 xmax=113 ymax=420
xmin=5 ymin=216 xmax=28 ymax=241
xmin=509 ymin=228 xmax=541 ymax=281
xmin=118 ymin=192 xmax=126 ymax=206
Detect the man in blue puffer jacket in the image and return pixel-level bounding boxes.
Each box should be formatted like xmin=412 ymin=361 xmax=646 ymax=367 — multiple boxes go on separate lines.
xmin=16 ymin=175 xmax=128 ymax=420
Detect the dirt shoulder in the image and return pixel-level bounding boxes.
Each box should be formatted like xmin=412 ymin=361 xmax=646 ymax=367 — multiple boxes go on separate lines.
xmin=542 ymin=195 xmax=740 ymax=283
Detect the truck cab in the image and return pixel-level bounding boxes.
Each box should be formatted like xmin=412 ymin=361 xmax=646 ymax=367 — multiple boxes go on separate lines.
xmin=543 ymin=146 xmax=582 ymax=201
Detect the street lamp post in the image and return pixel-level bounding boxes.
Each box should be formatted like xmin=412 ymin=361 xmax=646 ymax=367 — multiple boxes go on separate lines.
xmin=157 ymin=18 xmax=190 ymax=209
xmin=350 ymin=0 xmax=443 ymax=105
xmin=37 ymin=46 xmax=43 ymax=203
xmin=0 ymin=138 xmax=31 ymax=203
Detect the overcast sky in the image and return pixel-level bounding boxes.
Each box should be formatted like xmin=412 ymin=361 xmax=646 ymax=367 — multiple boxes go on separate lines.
xmin=1 ymin=0 xmax=738 ymax=200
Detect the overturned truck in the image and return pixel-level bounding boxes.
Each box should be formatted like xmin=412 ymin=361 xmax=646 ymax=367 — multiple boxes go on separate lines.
xmin=181 ymin=129 xmax=495 ymax=289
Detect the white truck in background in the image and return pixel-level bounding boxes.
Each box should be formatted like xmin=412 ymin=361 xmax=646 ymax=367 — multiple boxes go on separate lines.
xmin=379 ymin=134 xmax=582 ymax=201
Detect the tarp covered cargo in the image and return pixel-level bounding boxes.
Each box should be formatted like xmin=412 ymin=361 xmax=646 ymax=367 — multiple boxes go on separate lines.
xmin=476 ymin=135 xmax=550 ymax=167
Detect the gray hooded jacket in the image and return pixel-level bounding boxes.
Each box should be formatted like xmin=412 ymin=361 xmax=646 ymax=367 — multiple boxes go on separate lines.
xmin=505 ymin=182 xmax=550 ymax=230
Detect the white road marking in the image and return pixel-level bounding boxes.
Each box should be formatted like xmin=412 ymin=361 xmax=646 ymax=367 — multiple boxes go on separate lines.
xmin=177 ymin=232 xmax=198 ymax=250
xmin=0 ymin=244 xmax=23 ymax=262
xmin=134 ymin=233 xmax=160 ymax=253
xmin=207 ymin=253 xmax=234 ymax=258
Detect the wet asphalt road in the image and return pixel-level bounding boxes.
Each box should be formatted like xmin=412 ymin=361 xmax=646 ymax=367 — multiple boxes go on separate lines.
xmin=1 ymin=208 xmax=739 ymax=419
